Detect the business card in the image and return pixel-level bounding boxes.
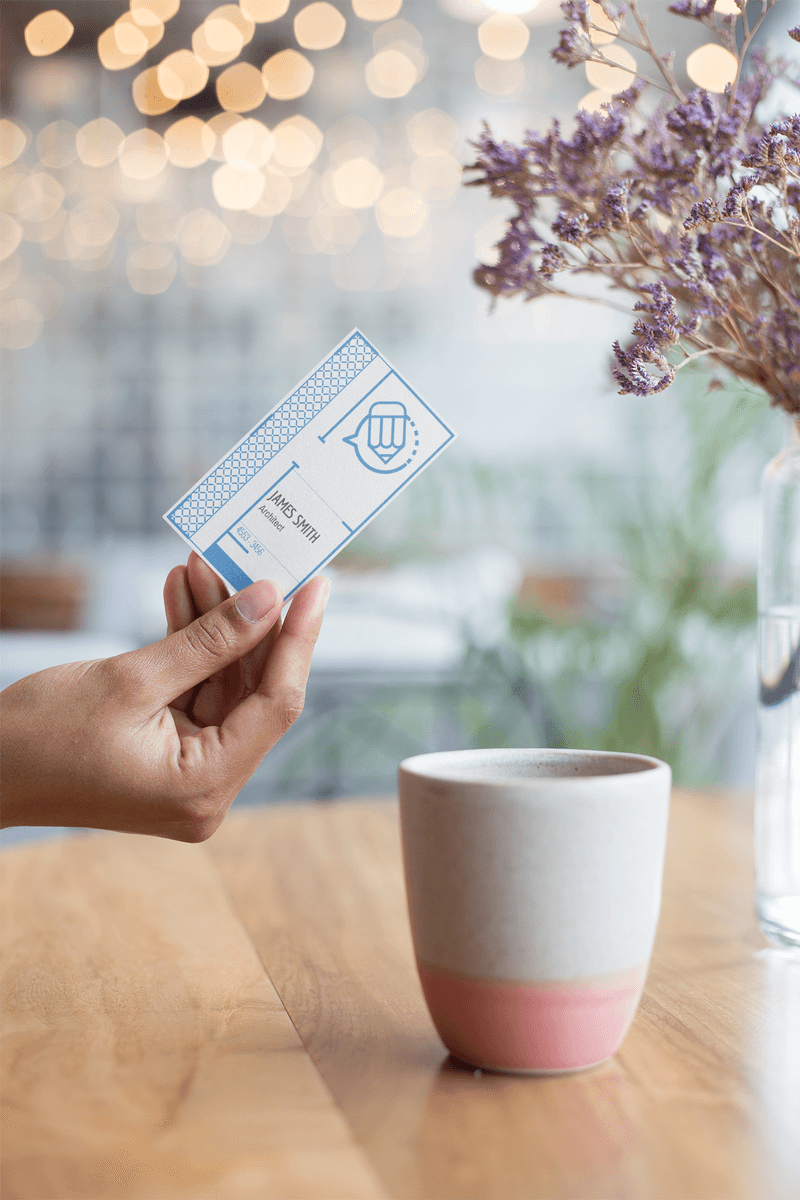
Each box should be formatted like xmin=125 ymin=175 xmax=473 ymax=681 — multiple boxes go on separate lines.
xmin=164 ymin=329 xmax=457 ymax=600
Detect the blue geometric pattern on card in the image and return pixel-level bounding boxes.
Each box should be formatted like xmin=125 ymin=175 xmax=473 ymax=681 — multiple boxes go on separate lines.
xmin=169 ymin=333 xmax=377 ymax=536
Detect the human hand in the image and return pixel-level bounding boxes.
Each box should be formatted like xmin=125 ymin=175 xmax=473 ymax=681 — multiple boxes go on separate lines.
xmin=0 ymin=556 xmax=329 ymax=841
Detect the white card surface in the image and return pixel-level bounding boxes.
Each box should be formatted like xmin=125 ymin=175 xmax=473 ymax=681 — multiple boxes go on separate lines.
xmin=164 ymin=330 xmax=457 ymax=599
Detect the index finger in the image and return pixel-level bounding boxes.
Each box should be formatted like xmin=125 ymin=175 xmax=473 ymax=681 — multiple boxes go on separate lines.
xmin=216 ymin=576 xmax=330 ymax=770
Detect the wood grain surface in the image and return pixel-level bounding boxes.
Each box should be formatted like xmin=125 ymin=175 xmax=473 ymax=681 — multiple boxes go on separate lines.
xmin=0 ymin=832 xmax=386 ymax=1200
xmin=208 ymin=791 xmax=800 ymax=1200
xmin=2 ymin=791 xmax=798 ymax=1200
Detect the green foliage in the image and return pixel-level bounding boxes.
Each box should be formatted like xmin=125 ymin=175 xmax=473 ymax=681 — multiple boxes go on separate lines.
xmin=512 ymin=373 xmax=778 ymax=783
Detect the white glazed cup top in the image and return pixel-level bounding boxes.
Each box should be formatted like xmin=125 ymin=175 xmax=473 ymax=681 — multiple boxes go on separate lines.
xmin=398 ymin=747 xmax=672 ymax=984
xmin=399 ymin=746 xmax=667 ymax=787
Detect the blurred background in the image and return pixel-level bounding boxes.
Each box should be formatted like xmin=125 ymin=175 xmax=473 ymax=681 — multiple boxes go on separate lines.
xmin=1 ymin=0 xmax=798 ymax=829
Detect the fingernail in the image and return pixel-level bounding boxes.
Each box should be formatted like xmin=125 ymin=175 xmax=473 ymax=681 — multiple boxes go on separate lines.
xmin=235 ymin=580 xmax=280 ymax=623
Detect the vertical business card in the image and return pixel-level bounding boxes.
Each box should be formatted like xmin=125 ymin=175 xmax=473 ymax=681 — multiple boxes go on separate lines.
xmin=164 ymin=329 xmax=457 ymax=599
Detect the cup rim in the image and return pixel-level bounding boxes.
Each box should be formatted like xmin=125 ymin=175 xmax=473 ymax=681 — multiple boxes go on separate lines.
xmin=399 ymin=747 xmax=670 ymax=787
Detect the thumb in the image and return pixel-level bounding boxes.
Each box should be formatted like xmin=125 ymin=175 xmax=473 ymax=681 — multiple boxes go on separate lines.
xmin=125 ymin=578 xmax=283 ymax=706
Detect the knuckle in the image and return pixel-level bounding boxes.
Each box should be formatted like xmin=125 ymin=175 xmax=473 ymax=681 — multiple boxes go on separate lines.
xmin=173 ymin=793 xmax=227 ymax=843
xmin=177 ymin=817 xmax=216 ymax=844
xmin=294 ymin=626 xmax=321 ymax=656
xmin=276 ymin=687 xmax=306 ymax=730
xmin=184 ymin=613 xmax=235 ymax=661
xmin=96 ymin=653 xmax=143 ymax=702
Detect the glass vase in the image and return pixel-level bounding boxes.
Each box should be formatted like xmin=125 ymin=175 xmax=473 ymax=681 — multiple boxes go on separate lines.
xmin=755 ymin=417 xmax=800 ymax=950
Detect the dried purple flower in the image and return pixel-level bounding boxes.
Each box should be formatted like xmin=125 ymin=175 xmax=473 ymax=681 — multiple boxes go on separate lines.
xmin=684 ymin=199 xmax=721 ymax=229
xmin=539 ymin=244 xmax=570 ymax=279
xmin=668 ymin=0 xmax=715 ymax=19
xmin=467 ymin=0 xmax=800 ymax=415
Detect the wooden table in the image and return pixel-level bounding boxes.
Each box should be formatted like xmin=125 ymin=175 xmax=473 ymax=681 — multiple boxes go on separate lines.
xmin=1 ymin=790 xmax=798 ymax=1200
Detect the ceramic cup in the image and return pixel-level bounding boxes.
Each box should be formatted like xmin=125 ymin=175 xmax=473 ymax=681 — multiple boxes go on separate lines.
xmin=398 ymin=748 xmax=671 ymax=1074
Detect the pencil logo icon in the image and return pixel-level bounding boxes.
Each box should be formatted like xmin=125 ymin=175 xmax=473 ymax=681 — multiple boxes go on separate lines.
xmin=344 ymin=400 xmax=419 ymax=473
xmin=368 ymin=401 xmax=408 ymax=462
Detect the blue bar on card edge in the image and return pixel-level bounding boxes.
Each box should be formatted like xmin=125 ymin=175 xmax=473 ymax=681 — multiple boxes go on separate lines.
xmin=205 ymin=542 xmax=254 ymax=591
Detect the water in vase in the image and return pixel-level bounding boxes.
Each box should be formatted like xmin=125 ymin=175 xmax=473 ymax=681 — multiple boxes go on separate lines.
xmin=755 ymin=605 xmax=800 ymax=948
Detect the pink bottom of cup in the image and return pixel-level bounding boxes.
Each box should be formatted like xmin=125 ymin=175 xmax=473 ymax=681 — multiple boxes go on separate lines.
xmin=417 ymin=960 xmax=648 ymax=1073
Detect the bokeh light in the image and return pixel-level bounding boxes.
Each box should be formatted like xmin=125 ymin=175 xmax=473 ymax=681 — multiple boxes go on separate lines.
xmin=271 ymin=116 xmax=323 ymax=171
xmin=352 ymin=0 xmax=402 ymax=18
xmin=366 ymin=49 xmax=417 ymax=97
xmin=24 ymin=10 xmax=74 ymax=57
xmin=477 ymin=14 xmax=529 ymax=60
xmin=70 ymin=240 xmax=118 ymax=277
xmin=294 ymin=3 xmax=347 ymax=50
xmin=31 ymin=209 xmax=67 ymax=246
xmin=177 ymin=207 xmax=231 ymax=264
xmin=1 ymin=170 xmax=26 ymax=217
xmin=39 ymin=221 xmax=71 ymax=260
xmin=36 ymin=121 xmax=77 ymax=168
xmin=98 ymin=25 xmax=146 ymax=70
xmin=375 ymin=186 xmax=428 ymax=237
xmin=217 ymin=62 xmax=268 ymax=112
xmin=69 ymin=199 xmax=120 ymax=247
xmin=0 ymin=121 xmax=29 ymax=167
xmin=212 ymin=163 xmax=266 ymax=209
xmin=133 ymin=67 xmax=178 ymax=115
xmin=207 ymin=112 xmax=244 ymax=161
xmin=76 ymin=119 xmax=125 ymax=167
xmin=112 ymin=167 xmax=166 ymax=204
xmin=577 ymin=89 xmax=610 ymax=112
xmin=158 ymin=50 xmax=210 ymax=100
xmin=248 ymin=172 xmax=293 ymax=215
xmin=263 ymin=49 xmax=315 ymax=100
xmin=584 ymin=44 xmax=637 ymax=92
xmin=373 ymin=20 xmax=426 ymax=70
xmin=118 ymin=129 xmax=169 ymax=180
xmin=193 ymin=18 xmax=242 ymax=67
xmin=119 ymin=9 xmax=164 ymax=53
xmin=586 ymin=0 xmax=618 ymax=45
xmin=474 ymin=56 xmax=525 ymax=95
xmin=325 ymin=116 xmax=378 ymax=162
xmin=113 ymin=16 xmax=148 ymax=56
xmin=215 ymin=4 xmax=255 ymax=42
xmin=332 ymin=157 xmax=384 ymax=208
xmin=131 ymin=0 xmax=180 ymax=20
xmin=164 ymin=116 xmax=215 ymax=167
xmin=126 ymin=244 xmax=177 ymax=293
xmin=205 ymin=4 xmax=254 ymax=55
xmin=686 ymin=43 xmax=738 ymax=92
xmin=0 ymin=214 xmax=23 ymax=262
xmin=16 ymin=173 xmax=64 ymax=222
xmin=240 ymin=0 xmax=290 ymax=19
xmin=406 ymin=109 xmax=458 ymax=157
xmin=222 ymin=119 xmax=275 ymax=167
